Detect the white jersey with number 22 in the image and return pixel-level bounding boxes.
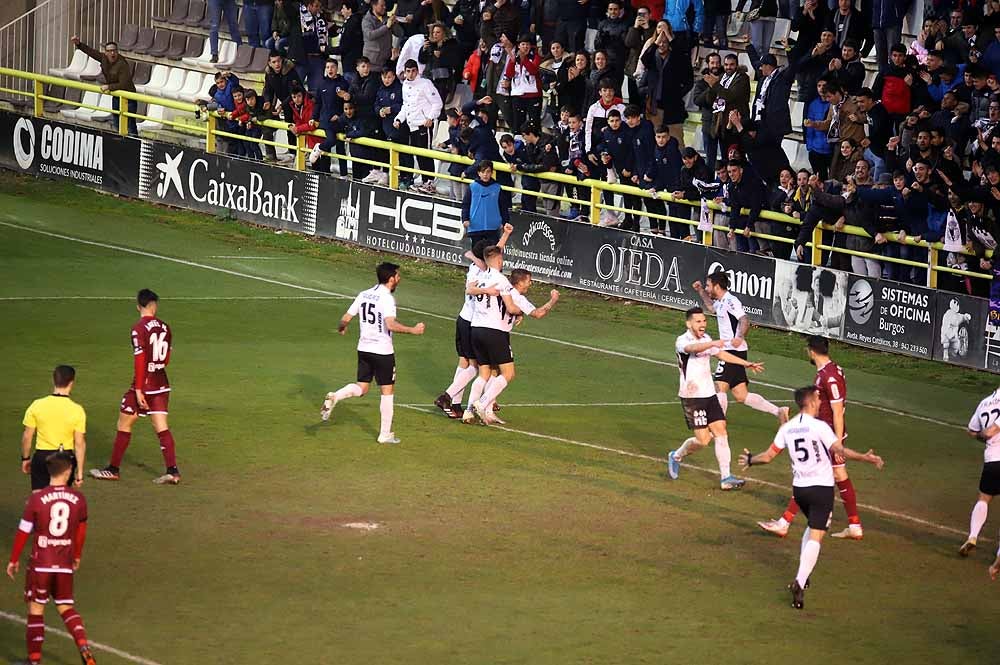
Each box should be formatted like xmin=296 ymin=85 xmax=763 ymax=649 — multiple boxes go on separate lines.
xmin=348 ymin=284 xmax=397 ymax=355
xmin=968 ymin=389 xmax=1000 ymax=463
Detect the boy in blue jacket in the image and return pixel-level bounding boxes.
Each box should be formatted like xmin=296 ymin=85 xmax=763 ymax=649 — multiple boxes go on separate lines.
xmin=643 ymin=125 xmax=683 ymax=236
xmin=462 ymin=160 xmax=512 ymax=246
xmin=365 ymin=68 xmax=404 ymax=186
xmin=308 ymin=58 xmax=350 ymax=175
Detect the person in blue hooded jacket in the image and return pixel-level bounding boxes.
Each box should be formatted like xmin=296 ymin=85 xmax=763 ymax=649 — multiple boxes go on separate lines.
xmin=462 ymin=160 xmax=512 ymax=246
xmin=804 ymin=78 xmax=833 ymax=180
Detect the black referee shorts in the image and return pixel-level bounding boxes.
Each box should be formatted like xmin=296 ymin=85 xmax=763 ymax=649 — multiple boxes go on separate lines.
xmin=30 ymin=449 xmax=77 ymax=490
xmin=792 ymin=484 xmax=835 ymax=531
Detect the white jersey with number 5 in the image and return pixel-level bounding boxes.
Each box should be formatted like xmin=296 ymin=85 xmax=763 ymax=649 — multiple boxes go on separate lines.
xmin=968 ymin=389 xmax=1000 ymax=463
xmin=772 ymin=413 xmax=838 ymax=487
xmin=675 ymin=331 xmax=720 ymax=398
xmin=714 ymin=291 xmax=748 ymax=352
xmin=347 ymin=284 xmax=397 ymax=355
xmin=471 ymin=269 xmax=535 ymax=332
xmin=458 ymin=263 xmax=484 ymax=322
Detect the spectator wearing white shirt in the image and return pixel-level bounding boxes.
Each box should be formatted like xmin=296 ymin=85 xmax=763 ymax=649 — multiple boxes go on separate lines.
xmin=394 ymin=59 xmax=444 ymax=193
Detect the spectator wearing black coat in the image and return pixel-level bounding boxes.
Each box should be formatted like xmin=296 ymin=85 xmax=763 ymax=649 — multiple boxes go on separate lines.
xmin=261 ymin=51 xmax=303 ymax=161
xmin=452 ymin=0 xmax=481 ymax=56
xmin=826 ymin=0 xmax=869 ymax=50
xmin=595 ymin=0 xmax=631 ymax=71
xmin=481 ymin=0 xmax=520 ymax=44
xmin=330 ymin=0 xmax=364 ymax=76
xmin=641 ymin=31 xmax=694 ymax=148
xmin=744 ymin=46 xmax=798 ymax=182
xmin=672 ymin=147 xmax=712 ymax=239
xmin=828 ymin=41 xmax=866 ymax=95
xmin=335 ymin=100 xmax=377 ymax=180
xmin=554 ymin=0 xmax=590 ymax=52
xmin=719 ymin=159 xmax=767 ymax=252
xmin=420 ymin=24 xmax=464 ymax=106
xmin=518 ymin=124 xmax=562 ymax=215
xmin=642 ymin=123 xmax=683 ymax=235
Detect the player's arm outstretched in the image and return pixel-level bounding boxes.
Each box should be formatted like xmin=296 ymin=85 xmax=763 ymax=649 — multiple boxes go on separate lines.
xmin=739 ymin=442 xmax=783 ymax=469
xmin=718 ymin=349 xmax=764 ymax=373
xmin=835 ymin=444 xmax=885 ymax=469
xmin=691 ymin=281 xmax=716 ymax=314
xmin=463 ymin=224 xmax=516 ymax=268
xmin=520 ymin=290 xmax=559 ymax=319
xmin=337 ymin=312 xmax=355 ymax=335
xmin=385 ymin=317 xmax=425 ymax=335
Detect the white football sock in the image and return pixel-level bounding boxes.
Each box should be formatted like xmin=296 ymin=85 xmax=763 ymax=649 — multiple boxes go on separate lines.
xmin=379 ymin=394 xmax=394 ymax=437
xmin=716 ymin=391 xmax=729 ymax=414
xmin=970 ymin=500 xmax=989 ymax=540
xmin=777 ymin=516 xmax=790 ymax=528
xmin=333 ymin=383 xmax=364 ymax=401
xmin=480 ymin=375 xmax=509 ymax=410
xmin=744 ymin=392 xmax=781 ymax=416
xmin=800 ymin=526 xmax=811 ymax=555
xmin=675 ymin=437 xmax=698 ymax=459
xmin=796 ymin=536 xmax=821 ymax=588
xmin=713 ymin=435 xmax=732 ymax=478
xmin=466 ymin=376 xmax=487 ymax=410
xmin=446 ymin=365 xmax=478 ymax=403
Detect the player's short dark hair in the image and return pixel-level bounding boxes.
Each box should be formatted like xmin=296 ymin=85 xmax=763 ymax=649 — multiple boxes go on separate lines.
xmin=137 ymin=289 xmax=159 ymax=307
xmin=607 ymin=109 xmax=621 ymax=120
xmin=706 ymin=271 xmax=729 ymax=291
xmin=794 ymin=385 xmax=820 ymax=409
xmin=356 ymin=55 xmax=370 ymax=65
xmin=476 ymin=159 xmax=493 ymax=174
xmin=509 ymin=268 xmax=531 ymax=286
xmin=471 ymin=239 xmax=490 ymax=259
xmin=45 ymin=451 xmax=73 ymax=477
xmin=484 ymin=245 xmax=503 ymax=261
xmin=806 ymin=335 xmax=829 ymax=355
xmin=376 ymin=262 xmax=399 ymax=284
xmin=685 ymin=306 xmax=704 ymax=320
xmin=53 ymin=365 xmax=75 ymax=388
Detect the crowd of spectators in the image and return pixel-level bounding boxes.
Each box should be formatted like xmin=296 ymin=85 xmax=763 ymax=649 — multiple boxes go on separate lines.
xmin=99 ymin=0 xmax=1000 ymax=292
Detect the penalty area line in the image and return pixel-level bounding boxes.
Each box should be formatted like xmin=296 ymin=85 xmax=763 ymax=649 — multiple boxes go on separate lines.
xmin=0 ymin=610 xmax=164 ymax=665
xmin=399 ymin=405 xmax=975 ymax=541
xmin=401 ymin=400 xmax=794 ymax=408
xmin=0 ymin=221 xmax=968 ymax=432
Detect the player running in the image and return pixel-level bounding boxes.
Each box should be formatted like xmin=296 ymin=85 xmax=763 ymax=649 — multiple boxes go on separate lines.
xmin=959 ymin=386 xmax=1000 ymax=557
xmin=321 ymin=262 xmax=425 ymax=444
xmin=668 ymin=307 xmax=765 ymax=490
xmin=693 ymin=272 xmax=789 ymax=424
xmin=7 ymin=451 xmax=98 ymax=665
xmin=90 ymin=289 xmax=180 ymax=485
xmin=435 ymin=223 xmax=514 ymax=418
xmin=463 ymin=246 xmax=559 ymax=425
xmin=740 ymin=386 xmax=882 ymax=610
xmin=757 ymin=336 xmax=884 ymax=539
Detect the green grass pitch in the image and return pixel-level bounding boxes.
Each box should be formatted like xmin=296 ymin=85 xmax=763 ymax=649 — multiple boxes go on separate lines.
xmin=0 ymin=173 xmax=998 ymax=664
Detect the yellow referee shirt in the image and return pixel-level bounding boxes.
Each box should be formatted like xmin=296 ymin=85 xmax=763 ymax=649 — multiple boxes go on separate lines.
xmin=22 ymin=394 xmax=86 ymax=451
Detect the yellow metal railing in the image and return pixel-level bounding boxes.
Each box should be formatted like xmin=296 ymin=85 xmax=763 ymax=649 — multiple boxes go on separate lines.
xmin=1 ymin=65 xmax=992 ymax=289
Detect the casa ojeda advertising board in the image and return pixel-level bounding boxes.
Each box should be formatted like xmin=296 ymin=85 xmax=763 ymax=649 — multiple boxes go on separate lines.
xmin=0 ymin=110 xmax=138 ymax=196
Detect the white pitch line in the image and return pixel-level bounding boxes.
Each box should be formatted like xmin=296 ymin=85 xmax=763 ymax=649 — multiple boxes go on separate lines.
xmin=0 ymin=295 xmax=340 ymax=301
xmin=0 ymin=220 xmax=970 ymax=431
xmin=399 ymin=405 xmax=976 ymax=540
xmin=208 ymin=255 xmax=288 ymax=259
xmin=402 ymin=400 xmax=794 ymax=408
xmin=0 ymin=610 xmax=163 ymax=665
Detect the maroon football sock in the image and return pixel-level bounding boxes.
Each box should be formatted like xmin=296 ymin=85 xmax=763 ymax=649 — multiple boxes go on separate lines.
xmin=60 ymin=608 xmax=88 ymax=647
xmin=157 ymin=429 xmax=177 ymax=470
xmin=782 ymin=498 xmax=800 ymax=524
xmin=26 ymin=612 xmax=44 ymax=663
xmin=109 ymin=430 xmax=131 ymax=468
xmin=837 ymin=478 xmax=861 ymax=525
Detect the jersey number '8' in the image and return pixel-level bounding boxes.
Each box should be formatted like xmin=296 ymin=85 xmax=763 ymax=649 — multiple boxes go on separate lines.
xmin=49 ymin=502 xmax=70 ymax=537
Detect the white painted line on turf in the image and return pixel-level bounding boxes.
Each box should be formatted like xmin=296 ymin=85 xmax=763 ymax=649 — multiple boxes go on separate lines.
xmin=0 ymin=610 xmax=164 ymax=665
xmin=0 ymin=221 xmax=969 ymax=431
xmin=0 ymin=295 xmax=341 ymax=301
xmin=400 ymin=404 xmax=978 ymax=541
xmin=208 ymin=255 xmax=288 ymax=259
xmin=403 ymin=400 xmax=793 ymax=408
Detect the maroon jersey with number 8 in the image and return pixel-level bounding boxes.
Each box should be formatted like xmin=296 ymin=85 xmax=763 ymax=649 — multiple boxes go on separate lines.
xmin=20 ymin=487 xmax=88 ymax=573
xmin=131 ymin=316 xmax=172 ymax=393
xmin=814 ymin=360 xmax=847 ymax=436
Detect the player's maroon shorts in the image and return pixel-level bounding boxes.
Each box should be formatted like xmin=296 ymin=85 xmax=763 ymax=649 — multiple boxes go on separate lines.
xmin=24 ymin=568 xmax=75 ymax=605
xmin=120 ymin=388 xmax=170 ymax=417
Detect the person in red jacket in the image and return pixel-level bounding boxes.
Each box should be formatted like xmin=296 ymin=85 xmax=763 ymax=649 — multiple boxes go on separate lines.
xmin=504 ymin=33 xmax=543 ymax=134
xmin=283 ymin=84 xmax=327 ymax=171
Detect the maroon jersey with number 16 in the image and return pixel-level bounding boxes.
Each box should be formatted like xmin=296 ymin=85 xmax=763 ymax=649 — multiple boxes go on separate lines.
xmin=19 ymin=486 xmax=88 ymax=573
xmin=131 ymin=316 xmax=172 ymax=394
xmin=814 ymin=360 xmax=847 ymax=436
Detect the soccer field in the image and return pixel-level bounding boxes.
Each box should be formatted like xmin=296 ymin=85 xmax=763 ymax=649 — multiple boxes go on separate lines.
xmin=1 ymin=172 xmax=998 ymax=665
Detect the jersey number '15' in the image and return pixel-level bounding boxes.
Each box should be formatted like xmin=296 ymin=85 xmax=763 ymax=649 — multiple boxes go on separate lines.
xmin=360 ymin=302 xmax=383 ymax=332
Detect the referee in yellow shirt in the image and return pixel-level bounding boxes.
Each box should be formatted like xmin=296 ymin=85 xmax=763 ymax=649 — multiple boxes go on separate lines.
xmin=21 ymin=365 xmax=87 ymax=489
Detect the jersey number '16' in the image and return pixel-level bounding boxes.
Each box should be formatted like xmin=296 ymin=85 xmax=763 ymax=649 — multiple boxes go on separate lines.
xmin=149 ymin=331 xmax=169 ymax=362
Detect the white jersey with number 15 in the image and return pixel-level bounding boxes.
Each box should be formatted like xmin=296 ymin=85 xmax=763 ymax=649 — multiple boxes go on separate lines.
xmin=348 ymin=284 xmax=397 ymax=355
xmin=968 ymin=389 xmax=1000 ymax=463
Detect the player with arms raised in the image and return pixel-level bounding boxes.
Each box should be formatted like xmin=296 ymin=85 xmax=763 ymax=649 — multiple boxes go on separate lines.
xmin=8 ymin=452 xmax=97 ymax=665
xmin=667 ymin=307 xmax=765 ymax=490
xmin=463 ymin=246 xmax=559 ymax=425
xmin=90 ymin=289 xmax=180 ymax=485
xmin=693 ymin=272 xmax=788 ymax=423
xmin=758 ymin=336 xmax=884 ymax=539
xmin=740 ymin=386 xmax=882 ymax=609
xmin=321 ymin=262 xmax=425 ymax=444
xmin=435 ymin=224 xmax=514 ymax=418
xmin=959 ymin=387 xmax=1000 ymax=557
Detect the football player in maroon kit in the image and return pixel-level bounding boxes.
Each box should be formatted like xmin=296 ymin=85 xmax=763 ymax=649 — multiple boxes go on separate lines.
xmin=757 ymin=336 xmax=884 ymax=539
xmin=7 ymin=452 xmax=97 ymax=665
xmin=90 ymin=289 xmax=180 ymax=485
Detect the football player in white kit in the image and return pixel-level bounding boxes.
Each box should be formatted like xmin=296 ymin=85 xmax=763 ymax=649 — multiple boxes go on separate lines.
xmin=463 ymin=245 xmax=559 ymax=425
xmin=320 ymin=262 xmax=426 ymax=444
xmin=668 ymin=307 xmax=765 ymax=490
xmin=959 ymin=387 xmax=1000 ymax=557
xmin=693 ymin=272 xmax=789 ymax=424
xmin=435 ymin=224 xmax=514 ymax=418
xmin=740 ymin=385 xmax=880 ymax=609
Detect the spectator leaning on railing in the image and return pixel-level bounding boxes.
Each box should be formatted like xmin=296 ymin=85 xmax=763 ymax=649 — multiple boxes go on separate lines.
xmin=394 ymin=59 xmax=444 ymax=194
xmin=71 ymin=37 xmax=137 ymax=136
xmin=261 ymin=51 xmax=302 ymax=162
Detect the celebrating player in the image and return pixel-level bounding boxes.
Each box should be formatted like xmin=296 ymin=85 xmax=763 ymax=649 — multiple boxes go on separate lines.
xmin=668 ymin=307 xmax=765 ymax=490
xmin=959 ymin=387 xmax=1000 ymax=557
xmin=693 ymin=273 xmax=789 ymax=424
xmin=435 ymin=223 xmax=515 ymax=418
xmin=321 ymin=262 xmax=425 ymax=444
xmin=90 ymin=289 xmax=180 ymax=485
xmin=463 ymin=246 xmax=559 ymax=425
xmin=757 ymin=336 xmax=884 ymax=539
xmin=7 ymin=451 xmax=97 ymax=665
xmin=740 ymin=386 xmax=882 ymax=610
